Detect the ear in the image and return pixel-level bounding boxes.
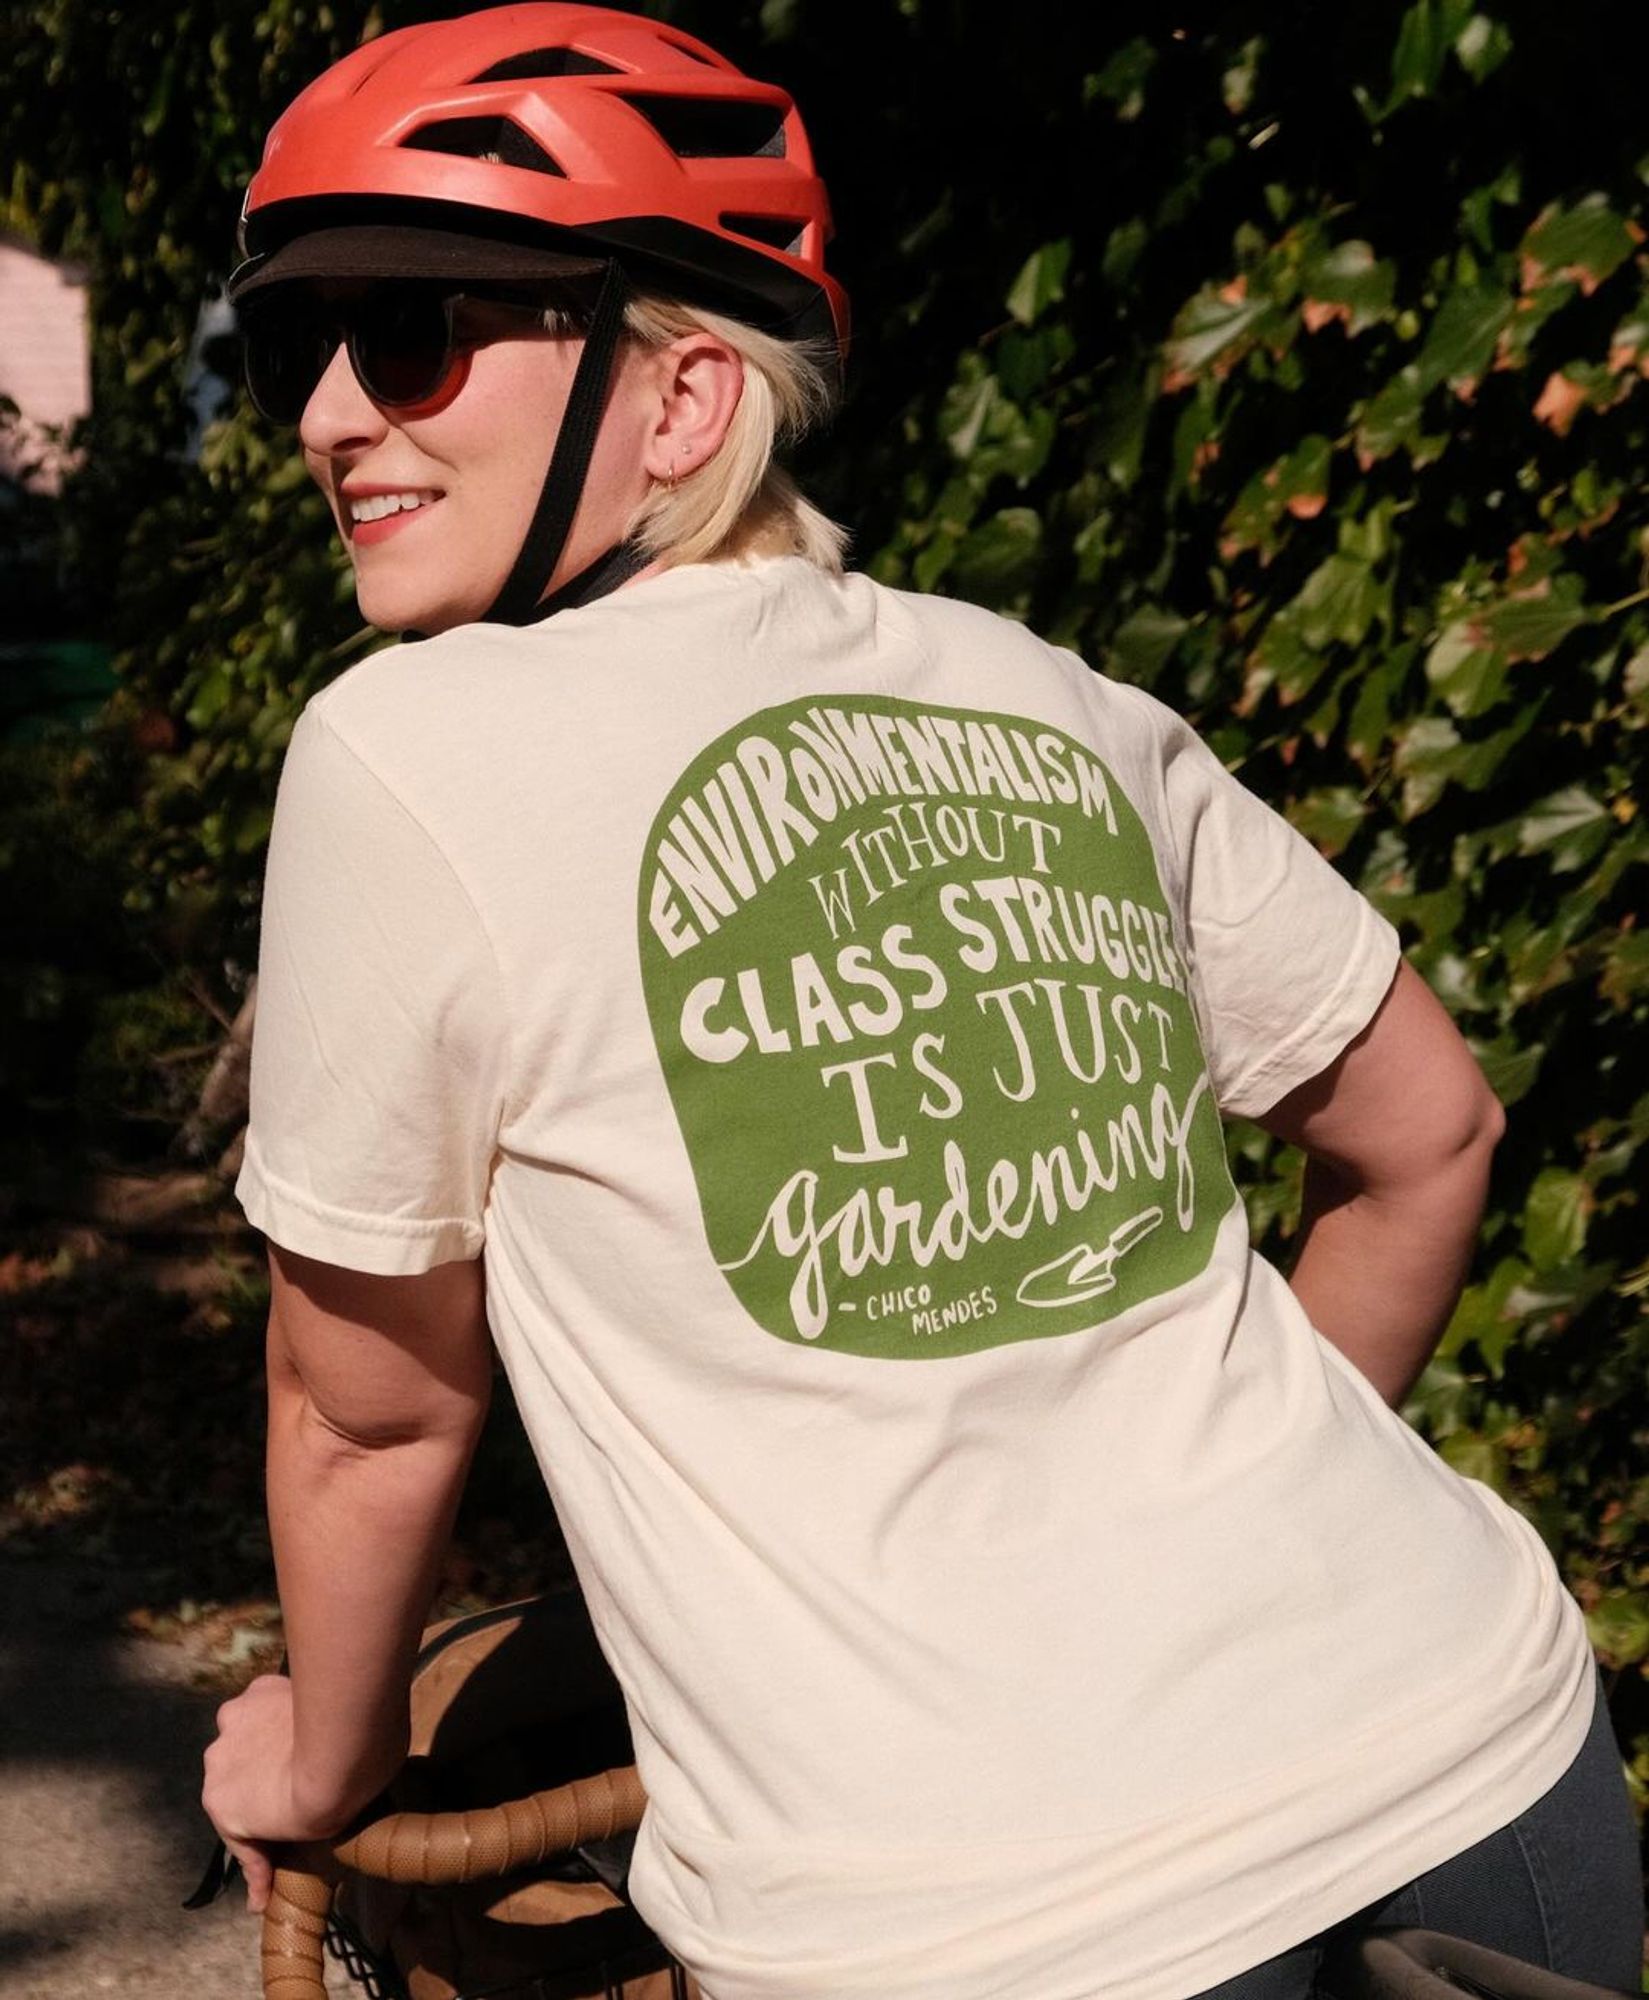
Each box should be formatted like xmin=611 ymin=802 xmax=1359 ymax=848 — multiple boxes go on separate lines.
xmin=639 ymin=332 xmax=745 ymax=486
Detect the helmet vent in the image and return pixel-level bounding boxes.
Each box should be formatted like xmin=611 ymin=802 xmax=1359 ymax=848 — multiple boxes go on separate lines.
xmin=403 ymin=117 xmax=568 ymax=176
xmin=620 ymin=94 xmax=787 ymax=160
xmin=722 ymin=212 xmax=806 ymax=257
xmin=468 ymin=49 xmax=621 ymax=82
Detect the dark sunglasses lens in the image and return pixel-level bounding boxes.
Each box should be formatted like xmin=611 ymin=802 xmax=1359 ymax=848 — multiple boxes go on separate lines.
xmin=242 ymin=317 xmax=336 ymax=425
xmin=351 ymin=292 xmax=456 ymax=407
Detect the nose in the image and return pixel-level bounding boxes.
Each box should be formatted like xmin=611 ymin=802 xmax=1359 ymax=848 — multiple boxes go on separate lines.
xmin=298 ymin=340 xmax=390 ymax=459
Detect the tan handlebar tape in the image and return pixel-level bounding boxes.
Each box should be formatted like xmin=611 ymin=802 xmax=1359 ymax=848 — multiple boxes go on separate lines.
xmin=334 ymin=1764 xmax=647 ymax=1883
xmin=261 ymin=1853 xmax=335 ymax=2000
xmin=261 ymin=1767 xmax=648 ymax=1997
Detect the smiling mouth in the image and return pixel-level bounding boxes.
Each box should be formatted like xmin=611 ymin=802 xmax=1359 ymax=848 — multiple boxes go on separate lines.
xmin=344 ymin=489 xmax=443 ymax=531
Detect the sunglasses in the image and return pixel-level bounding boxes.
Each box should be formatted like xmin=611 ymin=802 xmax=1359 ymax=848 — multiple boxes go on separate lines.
xmin=239 ymin=288 xmax=575 ymax=426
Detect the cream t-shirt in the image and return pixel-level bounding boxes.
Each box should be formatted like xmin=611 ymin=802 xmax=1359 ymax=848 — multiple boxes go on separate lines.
xmin=238 ymin=557 xmax=1594 ymax=2000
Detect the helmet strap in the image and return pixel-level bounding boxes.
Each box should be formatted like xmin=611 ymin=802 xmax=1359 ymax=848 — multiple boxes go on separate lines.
xmin=482 ymin=259 xmax=632 ymax=627
xmin=533 ymin=534 xmax=651 ymax=617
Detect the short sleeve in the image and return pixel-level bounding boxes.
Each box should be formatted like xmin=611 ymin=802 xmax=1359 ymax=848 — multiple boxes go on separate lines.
xmin=235 ymin=706 xmax=508 ymax=1274
xmin=1159 ymin=718 xmax=1400 ymax=1120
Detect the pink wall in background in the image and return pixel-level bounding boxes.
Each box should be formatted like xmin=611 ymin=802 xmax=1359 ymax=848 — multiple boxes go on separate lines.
xmin=0 ymin=240 xmax=91 ymax=494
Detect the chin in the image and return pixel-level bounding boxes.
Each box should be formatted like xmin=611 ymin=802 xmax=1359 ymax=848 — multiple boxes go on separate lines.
xmin=353 ymin=577 xmax=480 ymax=637
xmin=345 ymin=527 xmax=505 ymax=635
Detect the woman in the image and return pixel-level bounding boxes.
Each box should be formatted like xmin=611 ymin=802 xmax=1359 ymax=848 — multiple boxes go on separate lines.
xmin=201 ymin=9 xmax=1643 ymax=1997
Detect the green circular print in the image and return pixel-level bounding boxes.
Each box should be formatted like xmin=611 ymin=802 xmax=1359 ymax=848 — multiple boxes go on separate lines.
xmin=638 ymin=697 xmax=1234 ymax=1359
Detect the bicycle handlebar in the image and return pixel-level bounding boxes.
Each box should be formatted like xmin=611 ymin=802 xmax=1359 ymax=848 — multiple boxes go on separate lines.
xmin=260 ymin=1763 xmax=648 ymax=1999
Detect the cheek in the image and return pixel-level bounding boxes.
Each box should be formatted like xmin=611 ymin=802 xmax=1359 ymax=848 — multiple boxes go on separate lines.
xmin=473 ymin=343 xmax=569 ymax=443
xmin=432 ymin=350 xmax=566 ymax=519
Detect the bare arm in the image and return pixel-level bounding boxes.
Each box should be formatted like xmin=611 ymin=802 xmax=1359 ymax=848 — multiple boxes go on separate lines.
xmin=202 ymin=1244 xmax=492 ymax=1908
xmin=1257 ymin=960 xmax=1504 ymax=1407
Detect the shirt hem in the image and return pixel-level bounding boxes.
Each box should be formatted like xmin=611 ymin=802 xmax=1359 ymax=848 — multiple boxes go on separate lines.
xmin=236 ymin=1142 xmax=483 ymax=1275
xmin=1217 ymin=909 xmax=1400 ymax=1120
xmin=631 ymin=1596 xmax=1596 ymax=2000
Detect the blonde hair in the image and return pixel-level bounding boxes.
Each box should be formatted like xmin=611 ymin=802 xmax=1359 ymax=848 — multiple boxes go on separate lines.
xmin=544 ymin=293 xmax=848 ymax=572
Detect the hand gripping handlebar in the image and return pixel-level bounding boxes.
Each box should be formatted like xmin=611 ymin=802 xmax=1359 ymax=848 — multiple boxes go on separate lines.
xmin=260 ymin=1763 xmax=648 ymax=2000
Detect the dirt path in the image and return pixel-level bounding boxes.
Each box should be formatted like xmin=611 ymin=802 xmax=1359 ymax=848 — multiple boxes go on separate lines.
xmin=0 ymin=1555 xmax=345 ymax=1999
xmin=0 ymin=1198 xmax=560 ymax=1999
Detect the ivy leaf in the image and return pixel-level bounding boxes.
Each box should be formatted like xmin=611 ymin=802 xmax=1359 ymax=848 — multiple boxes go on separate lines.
xmin=1393 ymin=711 xmax=1533 ymax=816
xmin=1108 ymin=605 xmax=1188 ymax=684
xmin=1279 ymin=433 xmax=1335 ymax=516
xmin=1084 ymin=38 xmax=1156 ymax=121
xmin=1520 ymin=196 xmax=1638 ymax=297
xmin=1416 ymin=286 xmax=1515 ymax=395
xmin=1406 ymin=1355 xmax=1476 ymax=1437
xmin=1090 ymin=366 xmax=1150 ymax=487
xmin=1459 ymin=161 xmax=1524 ymax=252
xmin=1426 ymin=622 xmax=1507 ymax=718
xmin=911 ymin=530 xmax=959 ymax=595
xmin=141 ymin=50 xmax=177 ymax=141
xmin=1600 ymin=929 xmax=1649 ymax=1008
xmin=1439 ymin=1429 xmax=1511 ymax=1497
xmin=938 ymin=361 xmax=1054 ymax=485
xmin=1300 ymin=240 xmax=1396 ymax=336
xmin=1454 ymin=12 xmax=1513 ymax=82
xmin=1101 ymin=218 xmax=1149 ymax=290
xmin=1356 ymin=366 xmax=1445 ymax=468
xmin=1345 ymin=652 xmax=1410 ymax=768
xmin=185 ymin=658 xmax=234 ymax=732
xmin=1426 ymin=582 xmax=1586 ymax=716
xmin=1220 ymin=434 xmax=1333 ymax=558
xmin=1293 ymin=550 xmax=1386 ymax=650
xmin=1252 ymin=613 xmax=1331 ymax=705
xmin=1006 ymin=239 xmax=1072 ymax=328
xmin=1468 ymin=1036 xmax=1544 ymax=1107
xmin=1394 ymin=0 xmax=1474 ymax=96
xmin=229 ymin=800 xmax=273 ymax=857
xmin=1394 ymin=716 xmax=1464 ymax=817
xmin=940 ymin=365 xmax=999 ymax=462
xmin=1622 ymin=645 xmax=1649 ymax=705
xmin=1337 ymin=504 xmax=1398 ymax=565
xmin=1168 ymin=386 xmax=1219 ymax=499
xmin=1501 ymin=913 xmax=1577 ymax=1002
xmin=1164 ymin=286 xmax=1275 ymax=382
xmin=1222 ymin=37 xmax=1263 ymax=116
xmin=1440 ymin=1255 xmax=1528 ymax=1374
xmin=1522 ymin=1168 xmax=1590 ymax=1271
xmin=1286 ymin=786 xmax=1366 ymax=857
xmin=1518 ymin=786 xmax=1611 ymax=870
xmin=949 ymin=507 xmax=1042 ymax=596
xmin=1376 ymin=0 xmax=1475 ymax=116
xmin=1585 ymin=1592 xmax=1649 ymax=1668
xmin=1501 ymin=1262 xmax=1615 ymax=1326
xmin=1479 ymin=593 xmax=1587 ymax=662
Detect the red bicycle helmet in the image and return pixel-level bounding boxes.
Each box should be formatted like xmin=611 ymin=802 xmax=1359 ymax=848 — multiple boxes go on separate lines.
xmin=228 ymin=5 xmax=849 ymax=627
xmin=230 ymin=4 xmax=848 ymax=360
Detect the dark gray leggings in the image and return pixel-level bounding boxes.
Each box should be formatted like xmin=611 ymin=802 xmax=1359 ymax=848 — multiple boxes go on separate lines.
xmin=1191 ymin=1675 xmax=1645 ymax=1998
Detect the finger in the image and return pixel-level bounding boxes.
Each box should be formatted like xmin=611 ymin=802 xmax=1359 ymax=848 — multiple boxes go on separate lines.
xmin=223 ymin=1836 xmax=274 ymax=1915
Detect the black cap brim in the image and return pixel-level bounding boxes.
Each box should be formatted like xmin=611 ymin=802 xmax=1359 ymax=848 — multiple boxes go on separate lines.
xmin=228 ymin=221 xmax=609 ymax=305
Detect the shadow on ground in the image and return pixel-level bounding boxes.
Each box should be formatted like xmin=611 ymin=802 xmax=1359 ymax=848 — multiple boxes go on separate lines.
xmin=0 ymin=1215 xmax=568 ymax=1996
xmin=0 ymin=1555 xmax=269 ymax=1996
